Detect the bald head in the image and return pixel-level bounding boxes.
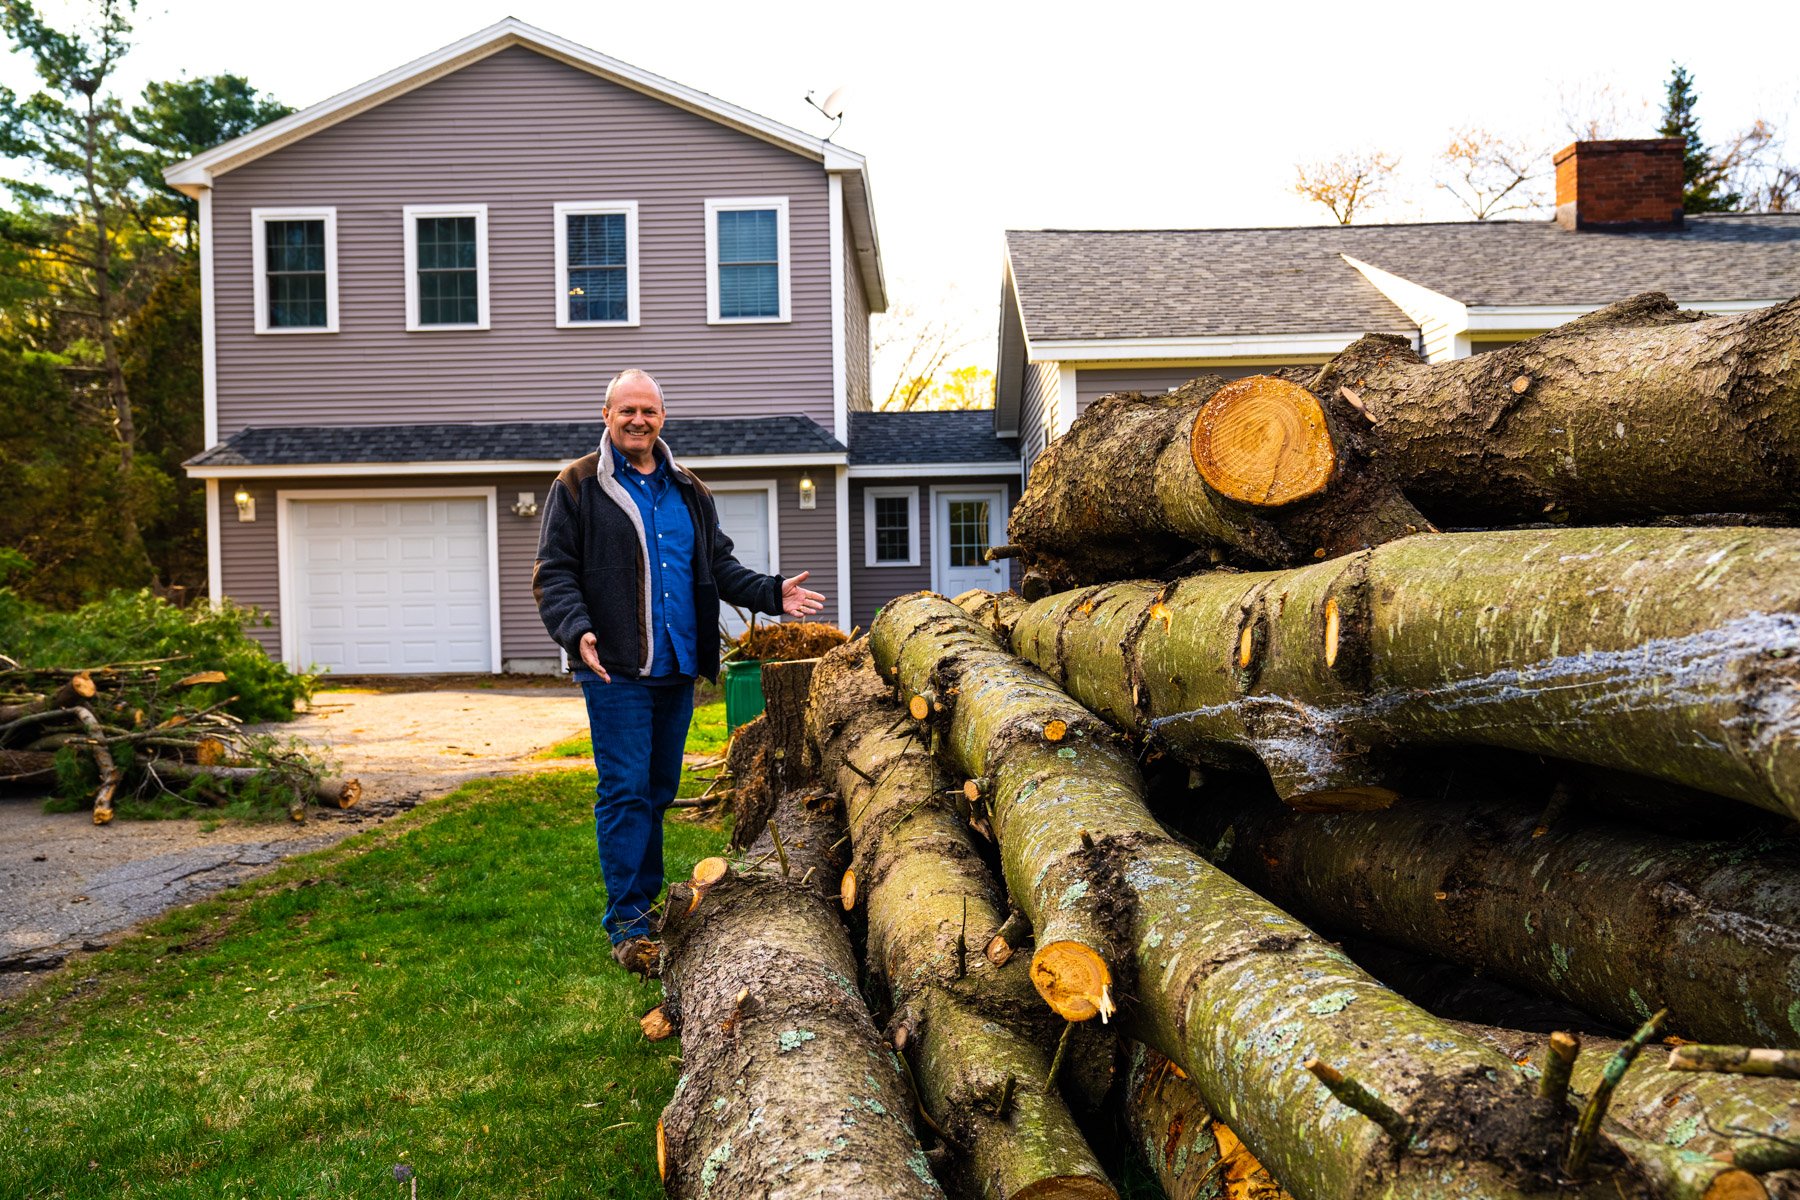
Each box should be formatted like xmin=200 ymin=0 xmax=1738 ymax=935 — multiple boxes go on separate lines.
xmin=603 ymin=368 xmax=666 ymax=472
xmin=605 ymin=368 xmax=664 ymax=410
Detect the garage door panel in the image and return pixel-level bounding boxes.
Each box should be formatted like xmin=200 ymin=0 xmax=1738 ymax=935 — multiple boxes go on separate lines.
xmin=712 ymin=488 xmax=772 ymax=640
xmin=290 ymin=495 xmax=493 ymax=674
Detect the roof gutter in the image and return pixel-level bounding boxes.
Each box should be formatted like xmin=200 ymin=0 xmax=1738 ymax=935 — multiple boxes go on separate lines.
xmin=184 ymin=452 xmax=849 ymax=480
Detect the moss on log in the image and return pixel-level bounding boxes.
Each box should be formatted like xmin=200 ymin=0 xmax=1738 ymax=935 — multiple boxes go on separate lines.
xmin=1007 ymin=376 xmax=1428 ymax=589
xmin=869 ymin=591 xmax=1663 ymax=1200
xmin=1310 ymin=293 xmax=1800 ymax=524
xmin=1181 ymin=787 xmax=1800 ymax=1046
xmin=657 ymin=787 xmax=943 ymax=1199
xmin=1008 ymin=527 xmax=1800 ymax=820
xmin=806 ymin=640 xmax=1115 ymax=1200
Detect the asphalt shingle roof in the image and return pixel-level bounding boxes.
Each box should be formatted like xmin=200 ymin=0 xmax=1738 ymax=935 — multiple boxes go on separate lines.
xmin=1006 ymin=214 xmax=1800 ymax=342
xmin=187 ymin=416 xmax=844 ymax=468
xmin=847 ymin=410 xmax=1019 ymax=466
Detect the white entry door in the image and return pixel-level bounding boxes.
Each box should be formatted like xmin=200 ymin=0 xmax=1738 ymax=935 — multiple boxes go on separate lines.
xmin=712 ymin=486 xmax=775 ymax=639
xmin=933 ymin=487 xmax=1008 ymax=598
xmin=287 ymin=495 xmax=495 ymax=674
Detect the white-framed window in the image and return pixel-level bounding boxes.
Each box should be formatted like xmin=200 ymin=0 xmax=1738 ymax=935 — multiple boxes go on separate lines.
xmin=704 ymin=196 xmax=790 ymax=324
xmin=863 ymin=486 xmax=919 ymax=567
xmin=251 ymin=207 xmax=338 ymax=334
xmin=403 ymin=204 xmax=489 ymax=331
xmin=554 ymin=201 xmax=640 ymax=327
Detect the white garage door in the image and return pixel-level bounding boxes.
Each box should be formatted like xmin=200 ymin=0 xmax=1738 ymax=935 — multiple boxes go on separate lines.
xmin=712 ymin=488 xmax=773 ymax=639
xmin=288 ymin=496 xmax=494 ymax=674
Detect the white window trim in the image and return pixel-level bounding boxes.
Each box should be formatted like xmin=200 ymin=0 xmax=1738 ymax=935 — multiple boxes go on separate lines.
xmin=553 ymin=200 xmax=640 ymax=328
xmin=704 ymin=196 xmax=791 ymax=325
xmin=863 ymin=486 xmax=920 ymax=567
xmin=275 ymin=487 xmax=502 ymax=674
xmin=251 ymin=206 xmax=338 ymax=334
xmin=403 ymin=204 xmax=490 ymax=332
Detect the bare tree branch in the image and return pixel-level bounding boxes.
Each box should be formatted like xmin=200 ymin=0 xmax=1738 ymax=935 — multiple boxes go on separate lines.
xmin=1293 ymin=150 xmax=1398 ymax=225
xmin=1435 ymin=128 xmax=1550 ymax=220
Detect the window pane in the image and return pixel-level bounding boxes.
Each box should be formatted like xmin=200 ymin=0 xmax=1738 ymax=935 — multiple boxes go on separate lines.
xmin=719 ymin=263 xmax=779 ymax=319
xmin=567 ymin=213 xmax=625 ymax=267
xmin=264 ymin=219 xmax=327 ymax=328
xmin=947 ymin=500 xmax=990 ymax=568
xmin=419 ymin=268 xmax=479 ymax=325
xmin=873 ymin=495 xmax=911 ymax=562
xmin=415 ymin=215 xmax=479 ymax=325
xmin=717 ymin=209 xmax=777 ymax=263
xmin=568 ymin=266 xmax=628 ymax=322
xmin=416 ymin=216 xmax=477 ymax=270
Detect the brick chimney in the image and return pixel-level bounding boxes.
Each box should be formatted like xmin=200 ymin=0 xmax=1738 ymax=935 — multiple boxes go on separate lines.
xmin=1553 ymin=138 xmax=1685 ymax=231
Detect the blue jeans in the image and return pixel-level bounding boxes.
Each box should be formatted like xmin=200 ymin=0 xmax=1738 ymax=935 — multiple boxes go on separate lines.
xmin=579 ymin=676 xmax=695 ymax=944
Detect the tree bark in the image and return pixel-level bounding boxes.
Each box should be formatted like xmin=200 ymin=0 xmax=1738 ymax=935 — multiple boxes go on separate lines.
xmin=762 ymin=658 xmax=818 ymax=795
xmin=1466 ymin=1025 xmax=1800 ymax=1177
xmin=1178 ymin=788 xmax=1800 ymax=1046
xmin=869 ymin=591 xmax=1655 ymax=1200
xmin=1307 ymin=293 xmax=1800 ymax=524
xmin=656 ymin=787 xmax=943 ymax=1200
xmin=1122 ymin=1042 xmax=1292 ymax=1200
xmin=148 ymin=760 xmax=361 ymax=808
xmin=806 ymin=641 xmax=1116 ymax=1200
xmin=1007 ymin=376 xmax=1429 ymax=590
xmin=1007 ymin=526 xmax=1800 ymax=820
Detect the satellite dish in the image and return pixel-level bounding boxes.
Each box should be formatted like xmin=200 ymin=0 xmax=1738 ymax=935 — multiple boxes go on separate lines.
xmin=820 ymin=85 xmax=848 ymax=120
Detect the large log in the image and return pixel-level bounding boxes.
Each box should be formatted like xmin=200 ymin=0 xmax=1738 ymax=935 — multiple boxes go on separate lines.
xmin=1309 ymin=293 xmax=1800 ymax=525
xmin=869 ymin=591 xmax=1692 ymax=1200
xmin=656 ymin=787 xmax=943 ymax=1200
xmin=148 ymin=760 xmax=361 ymax=808
xmin=1007 ymin=526 xmax=1800 ymax=820
xmin=806 ymin=641 xmax=1115 ymax=1200
xmin=1176 ymin=787 xmax=1800 ymax=1046
xmin=1006 ymin=377 xmax=1430 ymax=590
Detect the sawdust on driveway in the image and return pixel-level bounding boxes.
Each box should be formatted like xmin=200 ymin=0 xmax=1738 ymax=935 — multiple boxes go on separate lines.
xmin=0 ymin=681 xmax=593 ymax=997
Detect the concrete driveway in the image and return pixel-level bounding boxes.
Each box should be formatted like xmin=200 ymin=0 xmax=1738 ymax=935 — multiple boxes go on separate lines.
xmin=0 ymin=682 xmax=591 ymax=997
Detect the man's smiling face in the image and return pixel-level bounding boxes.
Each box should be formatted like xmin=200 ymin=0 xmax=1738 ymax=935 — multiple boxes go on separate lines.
xmin=604 ymin=376 xmax=665 ymax=466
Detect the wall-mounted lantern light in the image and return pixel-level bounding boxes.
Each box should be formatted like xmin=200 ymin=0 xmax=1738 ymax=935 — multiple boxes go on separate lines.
xmin=233 ymin=487 xmax=256 ymax=522
xmin=512 ymin=492 xmax=539 ymax=518
xmin=798 ymin=475 xmax=817 ymax=510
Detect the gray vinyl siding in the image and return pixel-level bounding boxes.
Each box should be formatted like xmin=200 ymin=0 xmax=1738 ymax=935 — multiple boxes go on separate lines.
xmin=216 ymin=465 xmax=837 ymax=672
xmin=1019 ymin=360 xmax=1060 ymax=478
xmin=1073 ymin=363 xmax=1330 ymax=415
xmin=848 ymin=476 xmax=1018 ymax=630
xmin=211 ymin=46 xmax=834 ymax=437
xmin=844 ymin=220 xmax=872 ymax=411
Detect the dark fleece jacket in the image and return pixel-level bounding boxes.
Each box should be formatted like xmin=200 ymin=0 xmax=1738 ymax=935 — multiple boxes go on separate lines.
xmin=532 ymin=431 xmax=782 ymax=681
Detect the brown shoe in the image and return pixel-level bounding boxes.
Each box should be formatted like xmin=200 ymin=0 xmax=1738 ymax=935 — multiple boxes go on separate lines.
xmin=611 ymin=936 xmax=661 ymax=979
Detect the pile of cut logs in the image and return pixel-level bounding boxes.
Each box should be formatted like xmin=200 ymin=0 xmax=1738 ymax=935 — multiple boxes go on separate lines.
xmin=0 ymin=655 xmax=358 ymax=823
xmin=647 ymin=293 xmax=1800 ymax=1200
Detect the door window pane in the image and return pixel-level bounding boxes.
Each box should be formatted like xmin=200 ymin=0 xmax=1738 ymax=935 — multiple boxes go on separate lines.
xmin=567 ymin=212 xmax=628 ymax=322
xmin=717 ymin=208 xmax=779 ymax=318
xmin=265 ymin=219 xmax=327 ymax=328
xmin=416 ymin=216 xmax=479 ymax=325
xmin=947 ymin=500 xmax=991 ymax=568
xmin=873 ymin=495 xmax=911 ymax=562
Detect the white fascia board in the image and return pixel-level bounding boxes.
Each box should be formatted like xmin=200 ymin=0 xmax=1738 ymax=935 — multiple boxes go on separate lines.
xmin=164 ymin=18 xmax=847 ymax=193
xmin=1462 ymin=297 xmax=1783 ymax=334
xmin=186 ymin=453 xmax=848 ymax=480
xmin=848 ymin=462 xmax=1022 ymax=478
xmin=830 ymin=162 xmax=886 ymax=312
xmin=1027 ymin=331 xmax=1388 ymax=364
xmin=1340 ymin=255 xmax=1468 ymax=334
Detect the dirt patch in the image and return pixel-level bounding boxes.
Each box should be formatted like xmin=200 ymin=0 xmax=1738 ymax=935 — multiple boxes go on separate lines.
xmin=0 ymin=682 xmax=593 ymax=997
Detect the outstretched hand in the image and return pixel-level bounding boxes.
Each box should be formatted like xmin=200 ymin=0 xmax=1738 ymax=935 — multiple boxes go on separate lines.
xmin=781 ymin=570 xmax=826 ymax=619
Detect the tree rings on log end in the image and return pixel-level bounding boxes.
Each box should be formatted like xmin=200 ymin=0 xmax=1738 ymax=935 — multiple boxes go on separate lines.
xmin=692 ymin=856 xmax=731 ymax=889
xmin=840 ymin=868 xmax=858 ymax=912
xmin=908 ymin=694 xmax=932 ymax=721
xmin=1009 ymin=1176 xmax=1120 ymax=1200
xmin=962 ymin=778 xmax=981 ymax=803
xmin=1190 ymin=376 xmax=1336 ymax=508
xmin=656 ymin=1119 xmax=667 ymax=1181
xmin=640 ymin=1004 xmax=675 ymax=1042
xmin=1030 ymin=941 xmax=1114 ymax=1022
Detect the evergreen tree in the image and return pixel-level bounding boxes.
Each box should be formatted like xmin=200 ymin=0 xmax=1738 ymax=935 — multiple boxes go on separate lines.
xmin=1659 ymin=63 xmax=1739 ymax=212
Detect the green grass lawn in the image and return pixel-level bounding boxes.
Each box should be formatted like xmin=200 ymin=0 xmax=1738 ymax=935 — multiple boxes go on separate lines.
xmin=543 ymin=700 xmax=728 ymax=762
xmin=0 ymin=770 xmax=728 ymax=1199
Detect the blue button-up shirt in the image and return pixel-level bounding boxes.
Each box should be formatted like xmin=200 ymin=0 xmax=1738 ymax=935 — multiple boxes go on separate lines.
xmin=591 ymin=448 xmax=697 ymax=680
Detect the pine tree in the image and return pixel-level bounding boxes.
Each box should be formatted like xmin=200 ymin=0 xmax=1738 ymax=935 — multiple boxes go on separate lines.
xmin=1659 ymin=63 xmax=1739 ymax=212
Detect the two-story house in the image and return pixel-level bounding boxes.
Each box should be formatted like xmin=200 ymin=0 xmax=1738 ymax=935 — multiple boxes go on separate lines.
xmin=996 ymin=139 xmax=1800 ymax=477
xmin=172 ymin=19 xmax=1017 ymax=674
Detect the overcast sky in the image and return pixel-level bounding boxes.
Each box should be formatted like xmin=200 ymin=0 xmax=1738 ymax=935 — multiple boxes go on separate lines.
xmin=7 ymin=0 xmax=1798 ymax=393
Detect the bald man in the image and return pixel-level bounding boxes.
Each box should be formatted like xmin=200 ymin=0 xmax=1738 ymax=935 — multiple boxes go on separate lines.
xmin=533 ymin=369 xmax=825 ymax=977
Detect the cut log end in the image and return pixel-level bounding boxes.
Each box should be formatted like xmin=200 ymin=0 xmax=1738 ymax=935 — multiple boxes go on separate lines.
xmin=1702 ymin=1170 xmax=1767 ymax=1200
xmin=1009 ymin=1177 xmax=1119 ymax=1200
xmin=1043 ymin=719 xmax=1069 ymax=743
xmin=962 ymin=778 xmax=981 ymax=803
xmin=323 ymin=778 xmax=361 ymax=809
xmin=656 ymin=1119 xmax=667 ymax=1181
xmin=691 ymin=856 xmax=732 ymax=889
xmin=840 ymin=867 xmax=857 ymax=912
xmin=640 ymin=1004 xmax=675 ymax=1042
xmin=908 ymin=694 xmax=931 ymax=721
xmin=1030 ymin=940 xmax=1114 ymax=1022
xmin=1323 ymin=596 xmax=1342 ymax=669
xmin=984 ymin=934 xmax=1015 ymax=967
xmin=1190 ymin=375 xmax=1336 ymax=508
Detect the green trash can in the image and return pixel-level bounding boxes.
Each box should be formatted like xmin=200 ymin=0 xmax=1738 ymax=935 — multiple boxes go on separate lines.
xmin=722 ymin=659 xmax=765 ymax=730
